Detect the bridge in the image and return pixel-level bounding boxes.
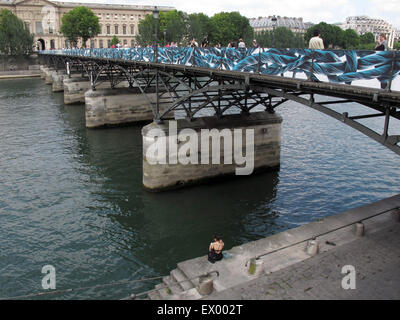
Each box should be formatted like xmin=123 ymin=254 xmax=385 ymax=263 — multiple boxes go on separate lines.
xmin=38 ymin=47 xmax=400 ymax=190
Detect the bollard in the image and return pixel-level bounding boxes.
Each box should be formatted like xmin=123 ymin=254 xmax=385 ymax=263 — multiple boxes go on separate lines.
xmin=391 ymin=208 xmax=400 ymax=222
xmin=306 ymin=239 xmax=319 ymax=256
xmin=354 ymin=222 xmax=365 ymax=237
xmin=197 ymin=275 xmax=213 ymax=295
xmin=248 ymin=258 xmax=264 ymax=276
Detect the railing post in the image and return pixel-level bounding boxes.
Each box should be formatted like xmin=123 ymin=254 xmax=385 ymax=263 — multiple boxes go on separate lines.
xmin=192 ymin=46 xmax=196 ymax=67
xmin=308 ymin=50 xmax=315 ymax=81
xmin=387 ymin=51 xmax=397 ymax=92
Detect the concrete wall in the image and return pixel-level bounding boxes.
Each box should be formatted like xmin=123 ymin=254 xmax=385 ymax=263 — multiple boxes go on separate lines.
xmin=85 ymin=87 xmax=172 ymax=128
xmin=142 ymin=111 xmax=282 ymax=191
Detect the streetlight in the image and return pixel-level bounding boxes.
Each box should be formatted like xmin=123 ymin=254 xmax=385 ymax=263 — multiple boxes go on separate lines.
xmin=88 ymin=26 xmax=92 ymax=54
xmin=153 ymin=6 xmax=159 ymax=62
xmin=271 ymin=15 xmax=277 ymax=48
xmin=163 ymin=29 xmax=167 ymax=46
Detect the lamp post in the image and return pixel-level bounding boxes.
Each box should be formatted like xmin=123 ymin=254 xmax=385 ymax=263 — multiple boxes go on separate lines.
xmin=153 ymin=6 xmax=159 ymax=62
xmin=163 ymin=30 xmax=167 ymax=46
xmin=88 ymin=26 xmax=92 ymax=55
xmin=271 ymin=15 xmax=277 ymax=48
xmin=152 ymin=6 xmax=160 ymax=121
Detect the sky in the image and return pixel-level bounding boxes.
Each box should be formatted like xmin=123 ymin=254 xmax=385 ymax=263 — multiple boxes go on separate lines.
xmin=52 ymin=0 xmax=400 ymax=28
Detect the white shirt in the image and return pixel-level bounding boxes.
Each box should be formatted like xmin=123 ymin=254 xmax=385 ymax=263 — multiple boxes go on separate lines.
xmin=309 ymin=36 xmax=324 ymax=49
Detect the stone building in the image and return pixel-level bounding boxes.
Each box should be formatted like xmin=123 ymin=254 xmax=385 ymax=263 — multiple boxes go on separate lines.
xmin=341 ymin=16 xmax=395 ymax=49
xmin=249 ymin=16 xmax=313 ymax=35
xmin=0 ymin=0 xmax=174 ymax=50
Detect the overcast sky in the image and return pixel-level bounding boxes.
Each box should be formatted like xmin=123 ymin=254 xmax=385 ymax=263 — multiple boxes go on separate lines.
xmin=53 ymin=0 xmax=400 ymax=28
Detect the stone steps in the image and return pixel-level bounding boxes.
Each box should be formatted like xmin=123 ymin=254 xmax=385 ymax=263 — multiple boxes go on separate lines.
xmin=146 ymin=267 xmax=198 ymax=300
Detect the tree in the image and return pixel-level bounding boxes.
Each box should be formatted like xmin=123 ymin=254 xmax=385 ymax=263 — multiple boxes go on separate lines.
xmin=110 ymin=35 xmax=119 ymax=47
xmin=360 ymin=32 xmax=375 ymax=45
xmin=136 ymin=14 xmax=155 ymax=47
xmin=187 ymin=13 xmax=212 ymax=44
xmin=342 ymin=29 xmax=360 ymax=49
xmin=209 ymin=12 xmax=253 ymax=46
xmin=136 ymin=10 xmax=187 ymax=46
xmin=0 ymin=9 xmax=33 ymax=55
xmin=60 ymin=6 xmax=100 ymax=48
xmin=255 ymin=28 xmax=305 ymax=49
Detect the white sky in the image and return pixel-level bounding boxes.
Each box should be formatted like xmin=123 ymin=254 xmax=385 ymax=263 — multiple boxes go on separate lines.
xmin=52 ymin=0 xmax=400 ymax=28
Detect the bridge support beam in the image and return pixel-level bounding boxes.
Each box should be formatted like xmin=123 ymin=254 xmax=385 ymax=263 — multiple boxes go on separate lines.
xmin=85 ymin=88 xmax=173 ymax=128
xmin=142 ymin=112 xmax=282 ymax=191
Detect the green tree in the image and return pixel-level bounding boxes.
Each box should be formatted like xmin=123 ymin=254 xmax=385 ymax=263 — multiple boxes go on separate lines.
xmin=0 ymin=9 xmax=33 ymax=55
xmin=160 ymin=10 xmax=187 ymax=46
xmin=60 ymin=6 xmax=100 ymax=47
xmin=394 ymin=41 xmax=400 ymax=50
xmin=136 ymin=10 xmax=187 ymax=46
xmin=187 ymin=13 xmax=212 ymax=45
xmin=360 ymin=32 xmax=375 ymax=45
xmin=209 ymin=12 xmax=253 ymax=46
xmin=136 ymin=14 xmax=155 ymax=46
xmin=342 ymin=29 xmax=360 ymax=49
xmin=255 ymin=30 xmax=272 ymax=48
xmin=110 ymin=35 xmax=119 ymax=47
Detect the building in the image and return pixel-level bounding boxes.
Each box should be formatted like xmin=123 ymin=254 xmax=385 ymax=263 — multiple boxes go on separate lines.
xmin=249 ymin=16 xmax=313 ymax=35
xmin=0 ymin=0 xmax=175 ymax=50
xmin=341 ymin=16 xmax=395 ymax=49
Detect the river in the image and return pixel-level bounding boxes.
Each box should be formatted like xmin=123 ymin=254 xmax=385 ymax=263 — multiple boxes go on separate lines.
xmin=0 ymin=78 xmax=398 ymax=299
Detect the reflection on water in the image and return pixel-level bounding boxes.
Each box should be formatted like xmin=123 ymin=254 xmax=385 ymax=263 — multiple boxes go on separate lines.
xmin=0 ymin=78 xmax=399 ymax=299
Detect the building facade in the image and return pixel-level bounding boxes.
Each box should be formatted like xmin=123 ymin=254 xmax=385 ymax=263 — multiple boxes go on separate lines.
xmin=0 ymin=0 xmax=175 ymax=50
xmin=341 ymin=16 xmax=395 ymax=49
xmin=249 ymin=16 xmax=313 ymax=35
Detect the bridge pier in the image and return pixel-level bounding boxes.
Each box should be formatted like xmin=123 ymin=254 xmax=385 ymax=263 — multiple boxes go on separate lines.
xmin=44 ymin=67 xmax=55 ymax=85
xmin=63 ymin=77 xmax=131 ymax=105
xmin=85 ymin=88 xmax=173 ymax=128
xmin=142 ymin=112 xmax=282 ymax=191
xmin=51 ymin=70 xmax=67 ymax=92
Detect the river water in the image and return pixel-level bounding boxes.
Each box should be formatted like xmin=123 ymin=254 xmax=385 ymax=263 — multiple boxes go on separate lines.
xmin=0 ymin=78 xmax=399 ymax=299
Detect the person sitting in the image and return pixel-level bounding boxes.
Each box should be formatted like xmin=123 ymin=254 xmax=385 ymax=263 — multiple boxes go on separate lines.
xmin=208 ymin=235 xmax=224 ymax=264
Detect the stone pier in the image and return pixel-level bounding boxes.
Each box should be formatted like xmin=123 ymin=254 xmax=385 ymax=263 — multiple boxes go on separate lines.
xmin=44 ymin=68 xmax=55 ymax=84
xmin=85 ymin=87 xmax=172 ymax=128
xmin=63 ymin=77 xmax=131 ymax=105
xmin=51 ymin=70 xmax=67 ymax=92
xmin=63 ymin=76 xmax=92 ymax=105
xmin=142 ymin=111 xmax=282 ymax=191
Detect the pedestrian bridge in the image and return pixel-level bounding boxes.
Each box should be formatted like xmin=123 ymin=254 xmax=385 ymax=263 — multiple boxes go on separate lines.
xmin=39 ymin=47 xmax=400 ymax=157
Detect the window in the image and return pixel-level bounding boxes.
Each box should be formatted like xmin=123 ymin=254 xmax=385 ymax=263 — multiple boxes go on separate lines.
xmin=115 ymin=25 xmax=118 ymax=34
xmin=99 ymin=24 xmax=102 ymax=34
xmin=130 ymin=25 xmax=134 ymax=35
xmin=90 ymin=40 xmax=95 ymax=48
xmin=106 ymin=13 xmax=110 ymax=19
xmin=106 ymin=25 xmax=110 ymax=34
xmin=130 ymin=15 xmax=134 ymax=20
xmin=123 ymin=25 xmax=126 ymax=35
xmin=35 ymin=21 xmax=43 ymax=34
xmin=97 ymin=13 xmax=102 ymax=19
xmin=122 ymin=14 xmax=126 ymax=20
xmin=107 ymin=39 xmax=111 ymax=48
xmin=99 ymin=40 xmax=103 ymax=48
xmin=49 ymin=26 xmax=53 ymax=34
xmin=123 ymin=39 xmax=127 ymax=45
xmin=131 ymin=39 xmax=135 ymax=47
xmin=114 ymin=14 xmax=118 ymax=20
